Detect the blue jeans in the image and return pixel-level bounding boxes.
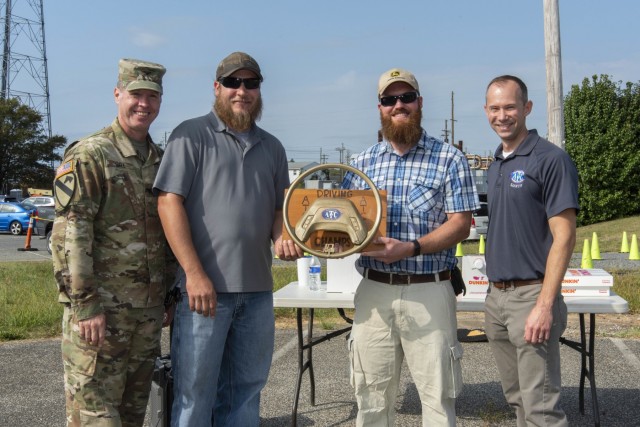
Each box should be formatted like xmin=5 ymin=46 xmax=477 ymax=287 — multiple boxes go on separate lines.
xmin=170 ymin=291 xmax=275 ymax=427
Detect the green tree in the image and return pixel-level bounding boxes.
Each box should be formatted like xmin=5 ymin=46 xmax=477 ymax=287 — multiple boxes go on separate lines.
xmin=0 ymin=98 xmax=66 ymax=193
xmin=564 ymin=75 xmax=640 ymax=225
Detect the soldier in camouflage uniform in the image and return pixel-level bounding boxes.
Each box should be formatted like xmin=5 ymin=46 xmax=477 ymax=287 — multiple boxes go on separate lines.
xmin=52 ymin=58 xmax=174 ymax=427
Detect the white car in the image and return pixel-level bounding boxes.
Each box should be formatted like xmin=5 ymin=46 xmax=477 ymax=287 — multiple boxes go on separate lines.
xmin=22 ymin=196 xmax=55 ymax=207
xmin=466 ymin=202 xmax=488 ymax=240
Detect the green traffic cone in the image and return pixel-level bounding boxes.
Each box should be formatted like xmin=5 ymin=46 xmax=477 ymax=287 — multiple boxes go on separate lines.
xmin=629 ymin=234 xmax=640 ymax=261
xmin=581 ymin=239 xmax=593 ymax=269
xmin=591 ymin=232 xmax=601 ymax=260
xmin=620 ymin=231 xmax=630 ymax=253
xmin=478 ymin=235 xmax=485 ymax=255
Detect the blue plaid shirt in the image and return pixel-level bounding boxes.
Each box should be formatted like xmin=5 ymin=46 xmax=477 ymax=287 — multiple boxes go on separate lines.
xmin=342 ymin=131 xmax=479 ymax=274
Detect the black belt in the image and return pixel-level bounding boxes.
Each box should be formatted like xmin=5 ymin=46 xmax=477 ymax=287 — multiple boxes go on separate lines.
xmin=491 ymin=278 xmax=542 ymax=289
xmin=366 ymin=269 xmax=451 ymax=285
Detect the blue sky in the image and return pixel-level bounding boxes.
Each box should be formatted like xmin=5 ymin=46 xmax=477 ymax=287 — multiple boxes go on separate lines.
xmin=29 ymin=1 xmax=640 ymax=162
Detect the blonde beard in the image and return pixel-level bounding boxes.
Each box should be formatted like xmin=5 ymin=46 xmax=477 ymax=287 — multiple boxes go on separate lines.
xmin=214 ymin=96 xmax=263 ymax=132
xmin=380 ymin=109 xmax=423 ymax=147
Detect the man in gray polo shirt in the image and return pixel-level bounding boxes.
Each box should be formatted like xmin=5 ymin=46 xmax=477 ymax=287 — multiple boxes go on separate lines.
xmin=483 ymin=75 xmax=578 ymax=427
xmin=153 ymin=51 xmax=302 ymax=427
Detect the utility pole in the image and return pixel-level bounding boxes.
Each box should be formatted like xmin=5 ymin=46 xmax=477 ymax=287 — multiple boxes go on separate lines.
xmin=543 ymin=0 xmax=564 ymax=149
xmin=1 ymin=0 xmax=51 ymax=140
xmin=335 ymin=143 xmax=346 ymax=164
xmin=161 ymin=131 xmax=169 ymax=148
xmin=335 ymin=143 xmax=347 ymax=181
xmin=441 ymin=119 xmax=449 ymax=144
xmin=450 ymin=91 xmax=457 ymax=146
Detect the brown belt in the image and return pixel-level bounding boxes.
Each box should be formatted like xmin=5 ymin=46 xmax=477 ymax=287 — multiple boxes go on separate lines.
xmin=366 ymin=269 xmax=451 ymax=285
xmin=491 ymin=278 xmax=543 ymax=289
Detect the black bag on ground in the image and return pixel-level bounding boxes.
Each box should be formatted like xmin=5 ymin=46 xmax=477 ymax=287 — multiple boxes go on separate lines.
xmin=149 ymin=288 xmax=179 ymax=427
xmin=149 ymin=354 xmax=172 ymax=427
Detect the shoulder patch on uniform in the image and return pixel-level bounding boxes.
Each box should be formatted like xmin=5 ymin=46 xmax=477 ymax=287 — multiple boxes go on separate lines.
xmin=55 ymin=161 xmax=74 ymax=179
xmin=54 ymin=162 xmax=77 ymax=209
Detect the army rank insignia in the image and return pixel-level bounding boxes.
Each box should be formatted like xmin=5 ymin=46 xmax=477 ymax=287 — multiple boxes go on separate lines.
xmin=54 ymin=160 xmax=76 ymax=208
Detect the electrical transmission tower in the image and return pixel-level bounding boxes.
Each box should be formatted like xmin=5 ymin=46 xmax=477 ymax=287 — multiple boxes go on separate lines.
xmin=1 ymin=0 xmax=51 ymax=139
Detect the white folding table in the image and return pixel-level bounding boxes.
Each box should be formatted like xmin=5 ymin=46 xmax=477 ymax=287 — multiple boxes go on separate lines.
xmin=273 ymin=282 xmax=629 ymax=427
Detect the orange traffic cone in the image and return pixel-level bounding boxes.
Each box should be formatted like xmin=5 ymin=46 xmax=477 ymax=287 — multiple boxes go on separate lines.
xmin=17 ymin=213 xmax=39 ymax=252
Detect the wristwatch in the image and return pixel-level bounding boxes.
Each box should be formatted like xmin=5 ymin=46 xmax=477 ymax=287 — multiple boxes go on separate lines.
xmin=411 ymin=239 xmax=421 ymax=257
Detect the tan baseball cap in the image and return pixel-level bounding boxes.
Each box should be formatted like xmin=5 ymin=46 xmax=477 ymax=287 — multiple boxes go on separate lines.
xmin=118 ymin=58 xmax=166 ymax=94
xmin=216 ymin=51 xmax=263 ymax=81
xmin=378 ymin=68 xmax=419 ymax=96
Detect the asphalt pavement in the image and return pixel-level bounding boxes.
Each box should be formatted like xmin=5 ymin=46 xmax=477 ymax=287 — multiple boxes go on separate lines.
xmin=1 ymin=320 xmax=640 ymax=426
xmin=0 ymin=231 xmax=51 ymax=262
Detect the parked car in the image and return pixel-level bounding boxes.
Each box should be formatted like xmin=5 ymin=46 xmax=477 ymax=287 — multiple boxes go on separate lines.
xmin=22 ymin=195 xmax=55 ymax=207
xmin=0 ymin=202 xmax=37 ymax=235
xmin=466 ymin=201 xmax=488 ymax=241
xmin=35 ymin=205 xmax=55 ymax=254
xmin=20 ymin=201 xmax=38 ymax=212
xmin=0 ymin=195 xmax=18 ymax=203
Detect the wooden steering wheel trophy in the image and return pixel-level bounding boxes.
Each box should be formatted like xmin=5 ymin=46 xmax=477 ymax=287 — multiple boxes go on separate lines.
xmin=282 ymin=163 xmax=386 ymax=259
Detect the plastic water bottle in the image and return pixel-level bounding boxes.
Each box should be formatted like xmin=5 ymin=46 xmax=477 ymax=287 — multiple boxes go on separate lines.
xmin=309 ymin=256 xmax=322 ymax=291
xmin=319 ymin=275 xmax=327 ymax=292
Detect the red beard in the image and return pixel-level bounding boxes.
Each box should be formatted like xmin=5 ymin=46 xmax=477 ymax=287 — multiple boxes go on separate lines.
xmin=379 ymin=108 xmax=423 ymax=147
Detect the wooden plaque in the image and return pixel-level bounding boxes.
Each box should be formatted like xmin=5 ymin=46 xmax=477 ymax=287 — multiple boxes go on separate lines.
xmin=282 ymin=188 xmax=387 ymax=254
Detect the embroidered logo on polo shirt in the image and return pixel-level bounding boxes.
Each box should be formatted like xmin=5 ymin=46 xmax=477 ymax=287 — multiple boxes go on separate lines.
xmin=510 ymin=170 xmax=525 ymax=188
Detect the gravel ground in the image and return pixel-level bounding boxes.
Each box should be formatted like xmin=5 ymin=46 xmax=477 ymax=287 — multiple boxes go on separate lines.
xmin=568 ymin=251 xmax=640 ymax=271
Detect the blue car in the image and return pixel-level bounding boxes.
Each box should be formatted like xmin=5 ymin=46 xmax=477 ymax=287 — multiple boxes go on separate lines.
xmin=0 ymin=202 xmax=37 ymax=235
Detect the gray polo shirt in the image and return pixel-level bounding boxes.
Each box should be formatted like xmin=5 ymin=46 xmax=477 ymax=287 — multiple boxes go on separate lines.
xmin=153 ymin=111 xmax=289 ymax=293
xmin=486 ymin=130 xmax=579 ymax=282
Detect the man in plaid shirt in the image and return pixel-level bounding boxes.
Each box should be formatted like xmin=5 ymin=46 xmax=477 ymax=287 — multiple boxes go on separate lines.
xmin=342 ymin=68 xmax=479 ymax=426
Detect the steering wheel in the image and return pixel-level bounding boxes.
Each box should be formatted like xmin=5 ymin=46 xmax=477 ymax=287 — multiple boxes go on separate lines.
xmin=283 ymin=163 xmax=383 ymax=258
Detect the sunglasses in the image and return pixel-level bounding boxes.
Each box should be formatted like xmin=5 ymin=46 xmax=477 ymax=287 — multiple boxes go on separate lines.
xmin=379 ymin=91 xmax=419 ymax=107
xmin=218 ymin=76 xmax=261 ymax=90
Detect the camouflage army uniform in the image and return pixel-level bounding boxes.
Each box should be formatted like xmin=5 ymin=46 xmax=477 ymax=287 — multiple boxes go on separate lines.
xmin=52 ymin=118 xmax=174 ymax=426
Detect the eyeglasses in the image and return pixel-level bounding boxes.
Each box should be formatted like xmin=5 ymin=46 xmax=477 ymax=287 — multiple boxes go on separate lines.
xmin=218 ymin=76 xmax=261 ymax=90
xmin=379 ymin=91 xmax=419 ymax=107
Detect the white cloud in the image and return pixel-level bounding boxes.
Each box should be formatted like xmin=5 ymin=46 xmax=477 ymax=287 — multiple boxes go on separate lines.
xmin=129 ymin=28 xmax=165 ymax=48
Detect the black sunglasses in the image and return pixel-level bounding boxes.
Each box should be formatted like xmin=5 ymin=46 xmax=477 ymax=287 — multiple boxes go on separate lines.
xmin=218 ymin=76 xmax=261 ymax=90
xmin=379 ymin=91 xmax=419 ymax=107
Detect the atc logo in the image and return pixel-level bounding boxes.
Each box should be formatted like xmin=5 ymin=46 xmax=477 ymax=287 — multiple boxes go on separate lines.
xmin=321 ymin=208 xmax=342 ymax=220
xmin=510 ymin=170 xmax=525 ymax=188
